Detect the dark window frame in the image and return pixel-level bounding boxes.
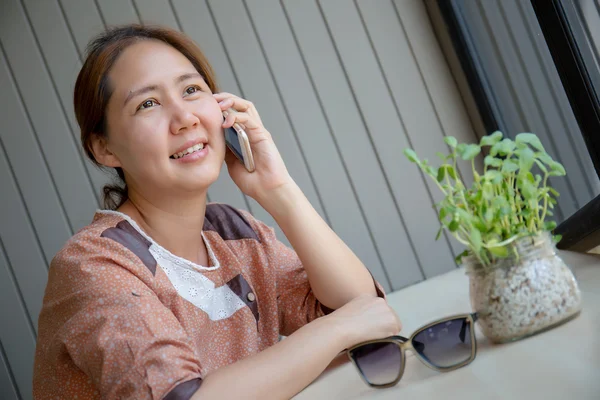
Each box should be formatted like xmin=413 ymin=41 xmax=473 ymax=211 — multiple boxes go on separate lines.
xmin=437 ymin=0 xmax=600 ymax=252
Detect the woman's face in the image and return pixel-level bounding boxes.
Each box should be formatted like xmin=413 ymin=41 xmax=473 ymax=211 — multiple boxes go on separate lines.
xmin=101 ymin=39 xmax=226 ymax=198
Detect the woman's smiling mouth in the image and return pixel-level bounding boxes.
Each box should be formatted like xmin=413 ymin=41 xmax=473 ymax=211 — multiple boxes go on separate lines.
xmin=170 ymin=142 xmax=205 ymax=159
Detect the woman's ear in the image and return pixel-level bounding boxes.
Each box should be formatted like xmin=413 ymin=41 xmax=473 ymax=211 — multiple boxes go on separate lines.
xmin=90 ymin=134 xmax=122 ymax=168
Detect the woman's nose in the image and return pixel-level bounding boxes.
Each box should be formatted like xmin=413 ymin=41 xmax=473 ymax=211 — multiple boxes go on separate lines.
xmin=170 ymin=103 xmax=200 ymax=134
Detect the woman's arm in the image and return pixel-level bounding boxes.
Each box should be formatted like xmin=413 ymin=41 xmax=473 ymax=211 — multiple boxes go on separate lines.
xmin=194 ymin=294 xmax=399 ymax=400
xmin=256 ymin=182 xmax=378 ymax=310
xmin=193 ymin=311 xmax=338 ymax=400
xmin=215 ymin=93 xmax=380 ymax=311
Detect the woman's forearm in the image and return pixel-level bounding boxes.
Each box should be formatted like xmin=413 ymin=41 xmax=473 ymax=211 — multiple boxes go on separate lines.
xmin=192 ymin=315 xmax=343 ymax=400
xmin=256 ymin=182 xmax=377 ymax=310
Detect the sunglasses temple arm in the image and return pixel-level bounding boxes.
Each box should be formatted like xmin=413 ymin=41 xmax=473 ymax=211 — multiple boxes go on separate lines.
xmin=459 ymin=313 xmax=479 ymax=343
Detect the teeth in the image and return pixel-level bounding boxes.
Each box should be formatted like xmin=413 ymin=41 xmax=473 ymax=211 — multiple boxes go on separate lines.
xmin=171 ymin=143 xmax=205 ymax=159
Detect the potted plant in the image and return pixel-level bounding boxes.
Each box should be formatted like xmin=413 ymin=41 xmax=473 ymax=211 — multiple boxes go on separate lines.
xmin=404 ymin=131 xmax=582 ymax=343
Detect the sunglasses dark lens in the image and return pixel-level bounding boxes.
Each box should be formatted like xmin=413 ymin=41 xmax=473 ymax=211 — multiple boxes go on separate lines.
xmin=412 ymin=317 xmax=473 ymax=368
xmin=350 ymin=342 xmax=403 ymax=386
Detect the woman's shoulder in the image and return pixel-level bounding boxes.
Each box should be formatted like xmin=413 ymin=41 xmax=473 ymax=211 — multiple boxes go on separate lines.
xmin=50 ymin=210 xmax=151 ymax=276
xmin=203 ymin=202 xmax=274 ymax=243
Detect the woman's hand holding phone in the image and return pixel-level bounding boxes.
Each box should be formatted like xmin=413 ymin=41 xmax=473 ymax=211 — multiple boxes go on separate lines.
xmin=214 ymin=93 xmax=294 ymax=202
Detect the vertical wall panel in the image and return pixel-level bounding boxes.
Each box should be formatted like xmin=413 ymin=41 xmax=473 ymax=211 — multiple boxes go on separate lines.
xmin=394 ymin=0 xmax=480 ymax=151
xmin=0 ymin=242 xmax=36 ymax=400
xmin=0 ymin=0 xmax=98 ymax=231
xmin=22 ymin=0 xmax=108 ymax=203
xmin=283 ymin=0 xmax=425 ymax=285
xmin=96 ymin=0 xmax=140 ymax=27
xmin=0 ymin=137 xmax=48 ymax=333
xmin=0 ymin=343 xmax=19 ymax=400
xmin=357 ymin=0 xmax=467 ymax=260
xmin=133 ymin=0 xmax=180 ymax=27
xmin=58 ymin=0 xmax=106 ymax=56
xmin=244 ymin=0 xmax=390 ymax=289
xmin=207 ymin=0 xmax=327 ymax=221
xmin=316 ymin=0 xmax=459 ymax=278
xmin=0 ymin=48 xmax=71 ymax=263
xmin=198 ymin=0 xmax=326 ymax=244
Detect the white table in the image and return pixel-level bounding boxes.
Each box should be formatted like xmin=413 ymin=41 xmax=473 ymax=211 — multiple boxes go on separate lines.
xmin=295 ymin=251 xmax=600 ymax=400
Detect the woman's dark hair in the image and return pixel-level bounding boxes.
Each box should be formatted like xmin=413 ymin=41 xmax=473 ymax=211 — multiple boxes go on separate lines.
xmin=74 ymin=24 xmax=218 ymax=209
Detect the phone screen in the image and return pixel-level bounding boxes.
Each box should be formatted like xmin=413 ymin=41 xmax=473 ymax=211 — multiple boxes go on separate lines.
xmin=224 ymin=126 xmax=245 ymax=162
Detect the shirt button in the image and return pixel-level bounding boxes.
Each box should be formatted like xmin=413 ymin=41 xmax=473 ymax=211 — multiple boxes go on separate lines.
xmin=247 ymin=292 xmax=256 ymax=302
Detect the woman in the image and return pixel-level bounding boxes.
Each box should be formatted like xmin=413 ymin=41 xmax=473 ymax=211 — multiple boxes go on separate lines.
xmin=33 ymin=24 xmax=401 ymax=400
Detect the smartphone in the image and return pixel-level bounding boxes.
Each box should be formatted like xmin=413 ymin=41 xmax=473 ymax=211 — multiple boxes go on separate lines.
xmin=223 ymin=109 xmax=255 ymax=172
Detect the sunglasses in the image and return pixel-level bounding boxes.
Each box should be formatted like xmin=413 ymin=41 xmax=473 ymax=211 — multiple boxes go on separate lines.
xmin=347 ymin=313 xmax=478 ymax=388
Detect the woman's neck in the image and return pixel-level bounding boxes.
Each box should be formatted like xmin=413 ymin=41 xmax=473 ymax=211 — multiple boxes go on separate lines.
xmin=117 ymin=188 xmax=209 ymax=266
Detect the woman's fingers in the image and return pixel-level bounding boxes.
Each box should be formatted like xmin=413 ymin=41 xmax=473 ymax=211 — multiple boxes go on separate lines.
xmin=222 ymin=110 xmax=261 ymax=131
xmin=214 ymin=93 xmax=253 ymax=113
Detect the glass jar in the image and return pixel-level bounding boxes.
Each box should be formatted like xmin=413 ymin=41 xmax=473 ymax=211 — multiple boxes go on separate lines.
xmin=464 ymin=232 xmax=582 ymax=343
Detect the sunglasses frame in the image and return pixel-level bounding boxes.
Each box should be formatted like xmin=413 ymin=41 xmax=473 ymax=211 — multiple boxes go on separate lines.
xmin=346 ymin=312 xmax=479 ymax=388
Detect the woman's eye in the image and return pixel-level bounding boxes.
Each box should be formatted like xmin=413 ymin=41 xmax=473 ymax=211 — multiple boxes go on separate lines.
xmin=138 ymin=99 xmax=158 ymax=110
xmin=184 ymin=85 xmax=201 ymax=96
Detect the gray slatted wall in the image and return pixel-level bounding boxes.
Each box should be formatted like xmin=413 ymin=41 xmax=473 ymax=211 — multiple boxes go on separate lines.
xmin=0 ymin=0 xmax=477 ymax=397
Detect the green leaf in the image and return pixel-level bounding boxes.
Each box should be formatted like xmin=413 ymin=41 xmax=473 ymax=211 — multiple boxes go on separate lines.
xmin=449 ymin=220 xmax=459 ymax=232
xmin=473 ymin=217 xmax=487 ymax=233
xmin=553 ymin=234 xmax=563 ymax=243
xmin=435 ymin=226 xmax=443 ymax=241
xmin=484 ymin=155 xmax=502 ymax=168
xmin=444 ymin=136 xmax=458 ymax=148
xmin=447 ymin=166 xmax=457 ymax=180
xmin=456 ymin=208 xmax=473 ymax=220
xmin=549 ymin=161 xmax=566 ymax=176
xmin=544 ymin=221 xmax=557 ymax=231
xmin=484 ymin=208 xmax=494 ymax=223
xmin=549 ymin=187 xmax=560 ymax=197
xmin=425 ymin=165 xmax=437 ymax=177
xmin=515 ymin=133 xmax=545 ymax=152
xmin=492 ymin=139 xmax=516 ymax=156
xmin=483 ymin=182 xmax=494 ymax=201
xmin=492 ymin=196 xmax=508 ymax=209
xmin=537 ymin=152 xmax=554 ymax=166
xmin=458 ymin=144 xmax=481 ymax=161
xmin=485 ymin=170 xmax=503 ymax=184
xmin=480 ymin=131 xmax=503 ymax=147
xmin=436 ymin=152 xmax=447 ymax=162
xmin=489 ymin=245 xmax=509 ymax=258
xmin=437 ymin=165 xmax=446 ymax=182
xmin=404 ymin=148 xmax=419 ymax=163
xmin=519 ymin=147 xmax=535 ymax=172
xmin=439 ymin=207 xmax=448 ymax=221
xmin=518 ymin=177 xmax=537 ymax=200
xmin=470 ymin=229 xmax=482 ymax=252
xmin=502 ymin=159 xmax=519 ymax=173
xmin=534 ymin=159 xmax=548 ymax=173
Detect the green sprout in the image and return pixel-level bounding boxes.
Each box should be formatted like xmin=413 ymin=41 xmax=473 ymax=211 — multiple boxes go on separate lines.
xmin=404 ymin=131 xmax=566 ymax=267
